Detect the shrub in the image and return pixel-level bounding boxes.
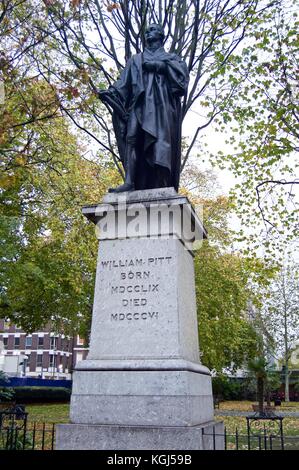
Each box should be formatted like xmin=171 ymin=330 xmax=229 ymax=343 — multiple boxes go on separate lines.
xmin=212 ymin=375 xmax=256 ymax=400
xmin=6 ymin=386 xmax=71 ymax=403
xmin=0 ymin=371 xmax=15 ymax=403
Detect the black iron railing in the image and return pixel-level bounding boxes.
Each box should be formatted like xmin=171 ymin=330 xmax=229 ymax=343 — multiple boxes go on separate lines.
xmin=0 ymin=407 xmax=56 ymax=450
xmin=0 ymin=408 xmax=298 ymax=451
xmin=202 ymin=424 xmax=299 ymax=450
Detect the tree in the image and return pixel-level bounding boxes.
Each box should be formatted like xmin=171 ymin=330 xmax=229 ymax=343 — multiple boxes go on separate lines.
xmin=0 ymin=1 xmax=280 ymax=358
xmin=0 ymin=75 xmax=120 ymax=336
xmin=246 ymin=357 xmax=280 ymax=411
xmin=0 ymin=5 xmax=121 ymax=335
xmin=247 ymin=356 xmax=268 ymax=413
xmin=4 ymin=0 xmax=295 ymax=251
xmin=1 ymin=150 xmax=119 ymax=337
xmin=212 ymin=0 xmax=298 ymax=249
xmin=194 ymin=242 xmax=273 ymax=371
xmin=0 ymin=0 xmax=275 ymax=177
xmin=261 ymin=264 xmax=299 ymax=402
xmin=181 ymin=164 xmax=277 ymax=371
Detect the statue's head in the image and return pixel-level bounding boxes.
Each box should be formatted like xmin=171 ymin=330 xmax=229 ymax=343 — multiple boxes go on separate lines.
xmin=144 ymin=23 xmax=165 ymax=46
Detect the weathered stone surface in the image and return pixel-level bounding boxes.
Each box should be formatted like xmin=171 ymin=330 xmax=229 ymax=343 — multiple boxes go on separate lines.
xmin=87 ymin=238 xmax=200 ymax=363
xmin=56 ymin=421 xmax=224 ymax=450
xmin=74 ymin=358 xmax=210 ymax=374
xmin=56 ymin=189 xmax=223 ymax=450
xmin=82 ymin=187 xmax=207 ymax=248
xmin=102 ymin=187 xmax=178 ymax=203
xmin=72 ymin=370 xmax=212 ymax=396
xmin=70 ymin=369 xmax=214 ymax=426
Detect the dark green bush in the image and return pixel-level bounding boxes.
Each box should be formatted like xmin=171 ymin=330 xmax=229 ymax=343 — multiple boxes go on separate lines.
xmin=0 ymin=371 xmax=15 ymax=403
xmin=5 ymin=386 xmax=71 ymax=403
xmin=212 ymin=375 xmax=256 ymax=401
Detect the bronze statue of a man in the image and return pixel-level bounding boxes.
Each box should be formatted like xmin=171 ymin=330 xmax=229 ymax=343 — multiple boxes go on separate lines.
xmin=99 ymin=23 xmax=189 ymax=193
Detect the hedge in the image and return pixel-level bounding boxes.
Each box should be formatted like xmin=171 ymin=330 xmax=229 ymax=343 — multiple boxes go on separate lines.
xmin=3 ymin=386 xmax=71 ymax=403
xmin=212 ymin=376 xmax=256 ymax=401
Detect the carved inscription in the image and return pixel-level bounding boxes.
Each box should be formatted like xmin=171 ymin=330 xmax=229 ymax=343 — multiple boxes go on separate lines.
xmin=111 ymin=312 xmax=158 ymax=321
xmin=100 ymin=257 xmax=172 ymax=322
xmin=111 ymin=284 xmax=159 ymax=294
xmin=101 ymin=257 xmax=172 ymax=270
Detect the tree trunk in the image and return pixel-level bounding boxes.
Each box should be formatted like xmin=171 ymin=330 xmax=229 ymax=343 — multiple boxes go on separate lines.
xmin=285 ymin=365 xmax=290 ymax=402
xmin=257 ymin=376 xmax=264 ymax=414
xmin=266 ymin=388 xmax=271 ymax=406
xmin=283 ymin=277 xmax=290 ymax=402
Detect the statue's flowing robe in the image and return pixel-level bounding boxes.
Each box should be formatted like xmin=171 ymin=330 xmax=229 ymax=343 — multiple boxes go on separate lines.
xmin=107 ymin=47 xmax=189 ymax=191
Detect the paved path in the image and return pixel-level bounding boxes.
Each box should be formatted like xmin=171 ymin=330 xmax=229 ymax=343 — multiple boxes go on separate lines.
xmin=215 ymin=410 xmax=299 ymax=417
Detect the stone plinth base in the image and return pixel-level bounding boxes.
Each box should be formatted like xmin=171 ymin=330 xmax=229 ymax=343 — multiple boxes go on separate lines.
xmin=70 ymin=365 xmax=213 ymax=427
xmin=56 ymin=421 xmax=224 ymax=450
xmin=55 ymin=189 xmax=224 ymax=450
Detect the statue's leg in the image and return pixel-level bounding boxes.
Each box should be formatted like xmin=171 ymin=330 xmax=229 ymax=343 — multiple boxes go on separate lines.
xmin=124 ymin=139 xmax=137 ymax=187
xmin=153 ymin=165 xmax=171 ymax=189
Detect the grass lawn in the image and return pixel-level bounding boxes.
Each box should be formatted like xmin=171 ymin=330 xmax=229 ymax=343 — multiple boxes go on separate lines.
xmin=215 ymin=415 xmax=299 ymax=435
xmin=22 ymin=401 xmax=299 ymax=450
xmin=218 ymin=400 xmax=299 ymax=412
xmin=26 ymin=403 xmax=70 ymax=423
xmin=216 ymin=401 xmax=299 ymax=438
xmin=25 ymin=402 xmax=299 ymax=432
xmin=215 ymin=401 xmax=299 ymax=450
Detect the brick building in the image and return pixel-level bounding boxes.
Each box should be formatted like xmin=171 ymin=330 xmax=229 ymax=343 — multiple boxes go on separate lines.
xmin=0 ymin=319 xmax=88 ymax=379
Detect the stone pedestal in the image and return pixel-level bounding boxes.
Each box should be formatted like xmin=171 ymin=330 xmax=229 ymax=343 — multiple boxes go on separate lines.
xmin=56 ymin=188 xmax=224 ymax=450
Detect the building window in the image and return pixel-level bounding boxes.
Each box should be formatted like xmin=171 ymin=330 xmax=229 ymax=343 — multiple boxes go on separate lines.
xmin=14 ymin=337 xmax=20 ymax=349
xmin=25 ymin=336 xmax=32 ymax=348
xmin=3 ymin=337 xmax=8 ymax=349
xmin=50 ymin=337 xmax=57 ymax=349
xmin=37 ymin=354 xmax=43 ymax=368
xmin=38 ymin=336 xmax=44 ymax=348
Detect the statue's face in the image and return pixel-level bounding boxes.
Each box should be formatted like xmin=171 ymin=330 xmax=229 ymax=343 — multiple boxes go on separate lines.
xmin=145 ymin=24 xmax=164 ymax=45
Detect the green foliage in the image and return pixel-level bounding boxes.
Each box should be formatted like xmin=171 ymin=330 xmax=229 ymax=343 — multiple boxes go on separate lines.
xmin=0 ymin=371 xmax=15 ymax=403
xmin=181 ymin=168 xmax=277 ymax=372
xmin=0 ymin=428 xmax=33 ymax=451
xmin=0 ymin=1 xmax=282 ymax=369
xmin=0 ymin=75 xmax=120 ymax=336
xmin=8 ymin=386 xmax=71 ymax=403
xmin=247 ymin=357 xmax=268 ymax=380
xmin=211 ymin=0 xmax=299 ymax=252
xmin=195 ymin=241 xmax=272 ymax=371
xmin=212 ymin=375 xmax=243 ymax=401
xmin=261 ymin=265 xmax=299 ymax=361
xmin=259 ymin=264 xmax=299 ymax=401
xmin=0 ymin=0 xmax=278 ymax=175
xmin=265 ymin=369 xmax=281 ymax=396
xmin=246 ymin=357 xmax=281 ymax=408
xmin=212 ymin=374 xmax=281 ymax=401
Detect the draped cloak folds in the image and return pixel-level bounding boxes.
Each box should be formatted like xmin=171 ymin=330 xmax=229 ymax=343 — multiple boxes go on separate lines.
xmin=105 ymin=47 xmax=189 ymax=191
